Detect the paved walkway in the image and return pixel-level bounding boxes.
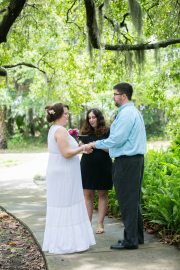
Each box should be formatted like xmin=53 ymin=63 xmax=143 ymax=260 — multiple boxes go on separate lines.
xmin=0 ymin=153 xmax=179 ymax=270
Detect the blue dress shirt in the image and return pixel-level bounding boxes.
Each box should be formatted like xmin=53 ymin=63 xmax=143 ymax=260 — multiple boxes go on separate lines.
xmin=95 ymin=102 xmax=147 ymax=158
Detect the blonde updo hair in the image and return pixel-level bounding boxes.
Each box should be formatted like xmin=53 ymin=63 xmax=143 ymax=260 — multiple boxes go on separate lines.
xmin=45 ymin=103 xmax=69 ymax=123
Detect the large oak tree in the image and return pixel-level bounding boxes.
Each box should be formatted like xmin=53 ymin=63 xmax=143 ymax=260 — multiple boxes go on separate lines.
xmin=0 ymin=0 xmax=180 ymax=148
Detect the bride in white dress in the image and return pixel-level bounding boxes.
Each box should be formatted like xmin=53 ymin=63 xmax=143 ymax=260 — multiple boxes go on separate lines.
xmin=42 ymin=103 xmax=96 ymax=254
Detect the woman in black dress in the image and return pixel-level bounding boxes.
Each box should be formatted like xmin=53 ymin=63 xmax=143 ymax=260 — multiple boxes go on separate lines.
xmin=80 ymin=108 xmax=113 ymax=234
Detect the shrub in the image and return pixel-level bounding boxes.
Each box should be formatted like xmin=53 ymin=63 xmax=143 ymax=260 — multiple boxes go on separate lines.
xmin=142 ymin=148 xmax=180 ymax=231
xmin=102 ymin=145 xmax=180 ymax=232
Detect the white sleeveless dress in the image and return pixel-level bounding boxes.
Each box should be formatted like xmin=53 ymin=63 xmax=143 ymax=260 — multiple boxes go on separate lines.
xmin=42 ymin=125 xmax=96 ymax=254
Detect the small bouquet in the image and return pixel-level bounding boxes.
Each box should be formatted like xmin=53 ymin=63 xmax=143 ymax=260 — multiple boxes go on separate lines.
xmin=68 ymin=129 xmax=79 ymax=142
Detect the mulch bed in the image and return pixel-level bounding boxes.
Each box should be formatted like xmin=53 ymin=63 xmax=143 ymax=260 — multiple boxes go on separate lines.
xmin=143 ymin=219 xmax=180 ymax=249
xmin=0 ymin=209 xmax=47 ymax=270
xmin=108 ymin=210 xmax=180 ymax=250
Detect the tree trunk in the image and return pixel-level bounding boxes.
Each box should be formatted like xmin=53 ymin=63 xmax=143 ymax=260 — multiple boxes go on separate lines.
xmin=80 ymin=110 xmax=85 ymax=129
xmin=136 ymin=92 xmax=140 ymax=109
xmin=0 ymin=0 xmax=27 ymax=44
xmin=84 ymin=0 xmax=100 ymax=49
xmin=68 ymin=114 xmax=72 ymax=129
xmin=29 ymin=108 xmax=35 ymax=136
xmin=6 ymin=106 xmax=14 ymax=135
xmin=0 ymin=106 xmax=7 ymax=149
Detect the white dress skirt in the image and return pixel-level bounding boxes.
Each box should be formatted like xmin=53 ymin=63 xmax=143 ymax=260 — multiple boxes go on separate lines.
xmin=42 ymin=125 xmax=96 ymax=254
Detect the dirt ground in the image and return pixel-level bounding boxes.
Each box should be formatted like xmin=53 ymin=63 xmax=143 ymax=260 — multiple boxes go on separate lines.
xmin=0 ymin=209 xmax=47 ymax=270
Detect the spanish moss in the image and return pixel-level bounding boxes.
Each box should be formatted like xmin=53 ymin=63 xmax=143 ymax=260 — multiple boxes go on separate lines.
xmin=104 ymin=0 xmax=110 ymax=14
xmin=116 ymin=49 xmax=120 ymax=68
xmin=87 ymin=32 xmax=93 ymax=61
xmin=6 ymin=72 xmax=9 ymax=88
xmin=125 ymin=51 xmax=133 ymax=82
xmin=128 ymin=0 xmax=142 ymax=36
xmin=98 ymin=6 xmax=104 ymax=33
xmin=154 ymin=45 xmax=160 ymax=67
xmin=114 ymin=22 xmax=120 ymax=43
xmin=135 ymin=49 xmax=145 ymax=73
xmin=97 ymin=45 xmax=103 ymax=72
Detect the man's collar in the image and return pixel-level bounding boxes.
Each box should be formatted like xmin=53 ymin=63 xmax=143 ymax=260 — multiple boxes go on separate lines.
xmin=118 ymin=102 xmax=134 ymax=113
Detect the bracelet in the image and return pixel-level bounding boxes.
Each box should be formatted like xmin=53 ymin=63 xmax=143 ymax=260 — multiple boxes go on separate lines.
xmin=83 ymin=145 xmax=85 ymax=153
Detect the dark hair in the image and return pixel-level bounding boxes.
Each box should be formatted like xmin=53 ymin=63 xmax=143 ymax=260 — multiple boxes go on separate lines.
xmin=81 ymin=108 xmax=109 ymax=137
xmin=45 ymin=103 xmax=69 ymax=123
xmin=113 ymin=82 xmax=133 ymax=100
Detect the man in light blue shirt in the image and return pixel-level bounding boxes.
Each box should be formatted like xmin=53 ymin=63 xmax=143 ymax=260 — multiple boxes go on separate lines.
xmin=90 ymin=82 xmax=146 ymax=250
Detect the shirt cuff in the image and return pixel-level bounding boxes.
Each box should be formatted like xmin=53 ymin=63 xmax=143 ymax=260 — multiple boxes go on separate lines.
xmin=95 ymin=141 xmax=101 ymax=149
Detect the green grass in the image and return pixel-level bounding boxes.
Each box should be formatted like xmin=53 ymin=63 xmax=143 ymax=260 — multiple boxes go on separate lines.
xmin=0 ymin=136 xmax=48 ymax=154
xmin=0 ymin=155 xmax=35 ymax=168
xmin=0 ymin=147 xmax=48 ymax=154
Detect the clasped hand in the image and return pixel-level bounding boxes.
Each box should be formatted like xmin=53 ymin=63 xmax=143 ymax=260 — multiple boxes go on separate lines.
xmin=89 ymin=142 xmax=96 ymax=149
xmin=78 ymin=141 xmax=96 ymax=154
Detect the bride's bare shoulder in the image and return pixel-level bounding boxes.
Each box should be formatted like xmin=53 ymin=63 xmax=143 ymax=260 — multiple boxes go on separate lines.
xmin=55 ymin=126 xmax=68 ymax=135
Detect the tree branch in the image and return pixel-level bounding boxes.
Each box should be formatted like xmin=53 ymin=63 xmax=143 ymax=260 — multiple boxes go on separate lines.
xmin=0 ymin=0 xmax=27 ymax=44
xmin=0 ymin=62 xmax=47 ymax=77
xmin=120 ymin=12 xmax=129 ymax=32
xmin=25 ymin=3 xmax=38 ymax=9
xmin=147 ymin=1 xmax=159 ymax=12
xmin=67 ymin=21 xmax=86 ymax=36
xmin=99 ymin=3 xmax=104 ymax=10
xmin=41 ymin=60 xmax=55 ymax=73
xmin=41 ymin=60 xmax=56 ymax=82
xmin=104 ymin=38 xmax=180 ymax=51
xmin=2 ymin=62 xmax=47 ymax=75
xmin=104 ymin=15 xmax=114 ymax=27
xmin=119 ymin=32 xmax=131 ymax=44
xmin=0 ymin=8 xmax=7 ymax=14
xmin=0 ymin=62 xmax=48 ymax=86
xmin=66 ymin=0 xmax=77 ymax=23
xmin=37 ymin=51 xmax=50 ymax=66
xmin=84 ymin=0 xmax=100 ymax=49
xmin=0 ymin=67 xmax=9 ymax=86
xmin=0 ymin=67 xmax=7 ymax=77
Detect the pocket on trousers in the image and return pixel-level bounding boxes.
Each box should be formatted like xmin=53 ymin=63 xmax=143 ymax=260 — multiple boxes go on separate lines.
xmin=112 ymin=158 xmax=125 ymax=182
xmin=116 ymin=158 xmax=125 ymax=174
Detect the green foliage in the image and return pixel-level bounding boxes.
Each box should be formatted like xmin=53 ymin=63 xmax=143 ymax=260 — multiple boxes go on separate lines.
xmin=1 ymin=0 xmax=180 ymax=151
xmin=108 ymin=187 xmax=120 ymax=216
xmin=93 ymin=186 xmax=121 ymax=217
xmin=141 ymin=106 xmax=166 ymax=139
xmin=97 ymin=143 xmax=180 ymax=232
xmin=7 ymin=133 xmax=48 ymax=153
xmin=142 ymin=149 xmax=180 ymax=231
xmin=93 ymin=191 xmax=99 ymax=209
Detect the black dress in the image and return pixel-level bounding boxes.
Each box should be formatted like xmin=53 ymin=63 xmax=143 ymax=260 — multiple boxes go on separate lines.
xmin=80 ymin=130 xmax=113 ymax=190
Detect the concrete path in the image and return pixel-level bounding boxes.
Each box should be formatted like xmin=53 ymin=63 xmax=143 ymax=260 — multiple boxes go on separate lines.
xmin=0 ymin=153 xmax=180 ymax=270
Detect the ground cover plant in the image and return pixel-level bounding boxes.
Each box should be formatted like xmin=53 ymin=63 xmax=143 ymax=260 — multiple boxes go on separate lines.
xmin=0 ymin=208 xmax=47 ymax=269
xmin=94 ymin=140 xmax=180 ymax=249
xmin=142 ymin=149 xmax=180 ymax=231
xmin=141 ymin=147 xmax=180 ymax=249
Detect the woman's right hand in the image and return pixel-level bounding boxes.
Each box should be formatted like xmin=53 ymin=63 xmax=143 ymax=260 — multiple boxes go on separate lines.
xmin=82 ymin=144 xmax=93 ymax=154
xmin=84 ymin=144 xmax=93 ymax=151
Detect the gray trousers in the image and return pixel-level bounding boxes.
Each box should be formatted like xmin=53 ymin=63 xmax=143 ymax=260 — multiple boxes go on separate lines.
xmin=112 ymin=154 xmax=144 ymax=248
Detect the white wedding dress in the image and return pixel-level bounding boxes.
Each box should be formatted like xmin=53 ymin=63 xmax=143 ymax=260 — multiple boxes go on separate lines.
xmin=42 ymin=125 xmax=96 ymax=254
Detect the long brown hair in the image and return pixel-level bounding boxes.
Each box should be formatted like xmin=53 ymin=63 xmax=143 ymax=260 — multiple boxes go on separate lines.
xmin=81 ymin=108 xmax=109 ymax=137
xmin=45 ymin=103 xmax=69 ymax=123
